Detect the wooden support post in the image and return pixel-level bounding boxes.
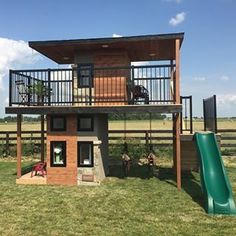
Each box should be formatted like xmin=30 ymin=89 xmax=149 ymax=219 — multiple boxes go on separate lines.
xmin=41 ymin=115 xmax=45 ymax=162
xmin=17 ymin=114 xmax=22 ymax=178
xmin=6 ymin=132 xmax=9 ymax=155
xmin=175 ymin=39 xmax=181 ymax=190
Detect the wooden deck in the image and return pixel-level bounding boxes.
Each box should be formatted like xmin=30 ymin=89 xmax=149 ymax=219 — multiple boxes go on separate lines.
xmin=6 ymin=104 xmax=182 ymax=115
xmin=16 ymin=172 xmax=47 ymax=185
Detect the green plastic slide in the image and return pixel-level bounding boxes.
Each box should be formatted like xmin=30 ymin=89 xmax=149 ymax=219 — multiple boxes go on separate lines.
xmin=194 ymin=132 xmax=236 ymax=215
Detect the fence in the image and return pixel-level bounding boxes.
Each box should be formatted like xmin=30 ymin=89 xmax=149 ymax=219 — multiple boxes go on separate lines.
xmin=0 ymin=129 xmax=235 ymax=156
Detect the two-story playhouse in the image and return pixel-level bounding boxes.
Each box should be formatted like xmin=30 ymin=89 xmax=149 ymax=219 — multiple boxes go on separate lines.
xmin=6 ymin=33 xmax=184 ymax=189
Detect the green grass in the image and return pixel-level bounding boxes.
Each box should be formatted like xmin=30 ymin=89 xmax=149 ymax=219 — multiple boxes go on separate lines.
xmin=1 ymin=161 xmax=236 ymax=236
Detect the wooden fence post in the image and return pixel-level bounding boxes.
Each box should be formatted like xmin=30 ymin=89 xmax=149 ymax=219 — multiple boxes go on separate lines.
xmin=6 ymin=132 xmax=9 ymax=155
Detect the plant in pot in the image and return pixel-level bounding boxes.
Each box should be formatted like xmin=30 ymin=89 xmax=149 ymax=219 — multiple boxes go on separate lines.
xmin=29 ymin=81 xmax=51 ymax=105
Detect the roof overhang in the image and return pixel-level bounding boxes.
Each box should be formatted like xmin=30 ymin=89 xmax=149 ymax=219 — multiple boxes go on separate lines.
xmin=29 ymin=33 xmax=184 ymax=64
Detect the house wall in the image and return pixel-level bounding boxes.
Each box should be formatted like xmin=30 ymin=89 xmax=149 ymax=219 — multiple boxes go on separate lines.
xmin=77 ymin=114 xmax=109 ymax=184
xmin=73 ymin=50 xmax=131 ymax=106
xmin=46 ymin=114 xmax=108 ymax=186
xmin=46 ymin=114 xmax=77 ymax=185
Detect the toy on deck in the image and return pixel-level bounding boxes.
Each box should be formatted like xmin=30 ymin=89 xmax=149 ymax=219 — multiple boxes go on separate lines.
xmin=31 ymin=162 xmax=47 ymax=178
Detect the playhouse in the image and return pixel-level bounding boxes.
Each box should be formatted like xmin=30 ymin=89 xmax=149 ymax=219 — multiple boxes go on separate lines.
xmin=6 ymin=33 xmax=185 ymax=188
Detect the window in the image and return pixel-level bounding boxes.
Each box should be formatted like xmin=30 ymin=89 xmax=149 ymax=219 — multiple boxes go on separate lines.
xmin=50 ymin=141 xmax=66 ymax=167
xmin=77 ymin=64 xmax=93 ymax=88
xmin=50 ymin=115 xmax=66 ymax=131
xmin=78 ymin=115 xmax=94 ymax=131
xmin=78 ymin=142 xmax=94 ymax=167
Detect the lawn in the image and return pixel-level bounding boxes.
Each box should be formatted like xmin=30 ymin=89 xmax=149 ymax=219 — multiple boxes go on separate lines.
xmin=1 ymin=160 xmax=236 ymax=236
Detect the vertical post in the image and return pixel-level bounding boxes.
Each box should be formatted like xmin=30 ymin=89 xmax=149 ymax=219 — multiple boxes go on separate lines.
xmin=9 ymin=70 xmax=12 ymax=106
xmin=131 ymin=66 xmax=135 ymax=104
xmin=17 ymin=114 xmax=22 ymax=178
xmin=145 ymin=131 xmax=149 ymax=147
xmin=213 ymin=95 xmax=217 ymax=133
xmin=174 ymin=39 xmax=181 ymax=190
xmin=48 ymin=69 xmax=51 ymax=106
xmin=41 ymin=114 xmax=45 ymax=162
xmin=203 ymin=99 xmax=206 ymax=131
xmin=180 ymin=96 xmax=183 ymax=134
xmin=190 ymin=96 xmax=193 ymax=133
xmin=6 ymin=132 xmax=9 ymax=155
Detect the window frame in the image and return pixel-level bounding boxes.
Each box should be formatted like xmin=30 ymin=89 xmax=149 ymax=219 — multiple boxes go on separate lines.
xmin=77 ymin=141 xmax=94 ymax=168
xmin=50 ymin=115 xmax=67 ymax=132
xmin=77 ymin=64 xmax=94 ymax=88
xmin=77 ymin=115 xmax=94 ymax=131
xmin=50 ymin=141 xmax=67 ymax=167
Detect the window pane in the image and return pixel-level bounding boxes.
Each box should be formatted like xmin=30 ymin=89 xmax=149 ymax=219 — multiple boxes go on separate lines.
xmin=50 ymin=141 xmax=66 ymax=167
xmin=80 ymin=118 xmax=92 ymax=129
xmin=81 ymin=77 xmax=90 ymax=87
xmin=78 ymin=142 xmax=93 ymax=167
xmin=78 ymin=116 xmax=93 ymax=131
xmin=80 ymin=143 xmax=91 ymax=165
xmin=77 ymin=64 xmax=93 ymax=88
xmin=53 ymin=118 xmax=64 ymax=130
xmin=51 ymin=116 xmax=66 ymax=131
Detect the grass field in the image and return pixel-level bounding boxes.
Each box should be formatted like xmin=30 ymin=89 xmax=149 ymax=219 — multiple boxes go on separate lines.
xmin=1 ymin=160 xmax=236 ymax=236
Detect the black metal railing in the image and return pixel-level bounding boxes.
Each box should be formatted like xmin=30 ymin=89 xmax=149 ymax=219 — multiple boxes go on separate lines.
xmin=9 ymin=64 xmax=175 ymax=107
xmin=180 ymin=96 xmax=193 ymax=133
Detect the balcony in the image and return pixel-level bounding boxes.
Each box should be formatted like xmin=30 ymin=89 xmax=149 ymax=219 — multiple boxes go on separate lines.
xmin=9 ymin=64 xmax=177 ymax=109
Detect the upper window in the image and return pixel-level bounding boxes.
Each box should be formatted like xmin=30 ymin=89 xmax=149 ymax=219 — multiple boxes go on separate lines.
xmin=50 ymin=115 xmax=66 ymax=131
xmin=77 ymin=64 xmax=93 ymax=88
xmin=50 ymin=141 xmax=66 ymax=167
xmin=78 ymin=115 xmax=94 ymax=131
xmin=78 ymin=141 xmax=94 ymax=167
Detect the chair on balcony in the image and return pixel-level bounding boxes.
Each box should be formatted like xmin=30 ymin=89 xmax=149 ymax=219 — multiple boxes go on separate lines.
xmin=133 ymin=85 xmax=149 ymax=104
xmin=15 ymin=80 xmax=30 ymax=104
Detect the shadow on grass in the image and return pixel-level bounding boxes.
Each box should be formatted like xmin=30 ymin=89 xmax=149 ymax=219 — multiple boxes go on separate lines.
xmin=108 ymin=164 xmax=204 ymax=208
xmin=13 ymin=162 xmax=36 ymax=176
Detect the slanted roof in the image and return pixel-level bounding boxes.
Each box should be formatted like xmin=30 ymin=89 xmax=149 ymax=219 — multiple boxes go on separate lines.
xmin=29 ymin=33 xmax=184 ymax=64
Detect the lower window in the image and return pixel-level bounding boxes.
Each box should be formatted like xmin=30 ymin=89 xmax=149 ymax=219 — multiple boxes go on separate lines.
xmin=50 ymin=141 xmax=66 ymax=167
xmin=78 ymin=141 xmax=94 ymax=167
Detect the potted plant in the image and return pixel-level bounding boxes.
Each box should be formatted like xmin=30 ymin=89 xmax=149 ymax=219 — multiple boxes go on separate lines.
xmin=29 ymin=81 xmax=51 ymax=105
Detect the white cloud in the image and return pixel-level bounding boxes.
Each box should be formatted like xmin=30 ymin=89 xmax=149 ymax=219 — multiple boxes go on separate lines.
xmin=220 ymin=75 xmax=229 ymax=81
xmin=4 ymin=97 xmax=9 ymax=106
xmin=169 ymin=12 xmax=186 ymax=26
xmin=193 ymin=76 xmax=206 ymax=81
xmin=217 ymin=94 xmax=236 ymax=106
xmin=217 ymin=94 xmax=236 ymax=116
xmin=112 ymin=34 xmax=123 ymax=38
xmin=0 ymin=37 xmax=40 ymax=90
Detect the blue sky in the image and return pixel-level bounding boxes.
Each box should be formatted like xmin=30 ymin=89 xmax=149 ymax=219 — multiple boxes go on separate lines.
xmin=0 ymin=0 xmax=235 ymax=117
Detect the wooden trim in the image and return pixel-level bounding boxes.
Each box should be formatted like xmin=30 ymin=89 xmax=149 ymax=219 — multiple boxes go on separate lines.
xmin=175 ymin=39 xmax=181 ymax=190
xmin=175 ymin=39 xmax=180 ymax=103
xmin=5 ymin=104 xmax=182 ymax=115
xmin=175 ymin=113 xmax=181 ymax=190
xmin=17 ymin=114 xmax=22 ymax=178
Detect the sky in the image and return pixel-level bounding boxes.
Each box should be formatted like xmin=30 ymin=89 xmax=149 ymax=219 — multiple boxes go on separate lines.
xmin=0 ymin=0 xmax=235 ymax=117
